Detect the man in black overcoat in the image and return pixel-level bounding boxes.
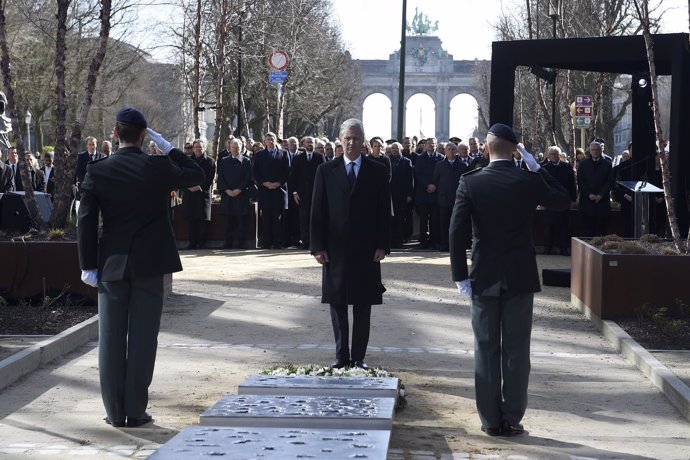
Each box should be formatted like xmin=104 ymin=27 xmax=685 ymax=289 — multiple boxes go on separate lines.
xmin=0 ymin=157 xmax=12 ymax=192
xmin=433 ymin=142 xmax=467 ymax=252
xmin=413 ymin=138 xmax=443 ymax=248
xmin=77 ymin=108 xmax=204 ymax=428
xmin=311 ymin=118 xmax=391 ymax=370
xmin=41 ymin=152 xmax=56 ymax=196
xmin=290 ymin=136 xmax=325 ymax=249
xmin=449 ymin=124 xmax=570 ymax=437
xmin=76 ymin=136 xmax=104 ymax=199
xmin=542 ymin=146 xmax=577 ymax=254
xmin=182 ymin=139 xmax=216 ymax=249
xmin=388 ymin=141 xmax=413 ymax=248
xmin=252 ymin=132 xmax=290 ymax=249
xmin=217 ymin=138 xmax=252 ymax=249
xmin=577 ymin=141 xmax=613 ymax=236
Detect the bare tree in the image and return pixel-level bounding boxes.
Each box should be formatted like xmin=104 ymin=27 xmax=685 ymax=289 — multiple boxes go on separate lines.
xmin=633 ymin=0 xmax=684 ymax=251
xmin=0 ymin=0 xmax=42 ymax=228
xmin=51 ymin=0 xmax=112 ymax=228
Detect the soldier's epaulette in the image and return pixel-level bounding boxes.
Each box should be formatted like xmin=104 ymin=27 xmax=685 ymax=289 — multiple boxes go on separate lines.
xmin=461 ymin=168 xmax=482 ymax=176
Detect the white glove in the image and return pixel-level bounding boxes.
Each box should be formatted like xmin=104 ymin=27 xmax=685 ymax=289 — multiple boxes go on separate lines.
xmin=455 ymin=279 xmax=472 ymax=297
xmin=81 ymin=269 xmax=98 ymax=288
xmin=517 ymin=143 xmax=540 ymax=172
xmin=147 ymin=128 xmax=173 ymax=154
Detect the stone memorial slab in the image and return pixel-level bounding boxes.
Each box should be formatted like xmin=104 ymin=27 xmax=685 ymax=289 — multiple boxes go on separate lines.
xmin=148 ymin=426 xmax=391 ymax=459
xmin=238 ymin=374 xmax=399 ymax=399
xmin=200 ymin=395 xmax=394 ymax=430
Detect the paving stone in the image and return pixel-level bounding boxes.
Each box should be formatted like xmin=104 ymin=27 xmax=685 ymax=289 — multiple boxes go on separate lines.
xmin=148 ymin=426 xmax=391 ymax=459
xmin=238 ymin=374 xmax=399 ymax=399
xmin=200 ymin=394 xmax=395 ymax=429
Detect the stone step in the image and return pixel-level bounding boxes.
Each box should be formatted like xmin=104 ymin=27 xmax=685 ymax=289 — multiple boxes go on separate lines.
xmin=200 ymin=394 xmax=395 ymax=430
xmin=148 ymin=426 xmax=391 ymax=459
xmin=238 ymin=374 xmax=400 ymax=400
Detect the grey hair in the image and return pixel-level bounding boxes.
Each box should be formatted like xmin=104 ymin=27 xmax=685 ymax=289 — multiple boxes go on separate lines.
xmin=589 ymin=141 xmax=602 ymax=149
xmin=231 ymin=138 xmax=243 ymax=148
xmin=547 ymin=145 xmax=561 ymax=155
xmin=339 ymin=118 xmax=366 ymax=139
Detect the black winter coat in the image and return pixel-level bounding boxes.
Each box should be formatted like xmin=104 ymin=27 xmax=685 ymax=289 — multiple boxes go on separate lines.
xmin=182 ymin=153 xmax=216 ymax=221
xmin=310 ymin=156 xmax=391 ymax=306
xmin=217 ymin=154 xmax=252 ymax=216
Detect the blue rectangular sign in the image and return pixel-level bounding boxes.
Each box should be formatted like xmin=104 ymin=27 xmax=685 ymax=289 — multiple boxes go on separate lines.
xmin=269 ymin=71 xmax=288 ymax=83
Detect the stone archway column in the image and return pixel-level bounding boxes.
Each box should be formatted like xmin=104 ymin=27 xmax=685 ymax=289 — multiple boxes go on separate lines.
xmin=391 ymin=86 xmax=399 ymax=139
xmin=435 ymin=84 xmax=449 ymax=141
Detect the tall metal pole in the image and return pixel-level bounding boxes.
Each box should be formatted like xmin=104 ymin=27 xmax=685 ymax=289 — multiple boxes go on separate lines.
xmin=550 ymin=3 xmax=559 ymax=142
xmin=396 ymin=0 xmax=407 ymax=140
xmin=236 ymin=15 xmax=243 ymax=137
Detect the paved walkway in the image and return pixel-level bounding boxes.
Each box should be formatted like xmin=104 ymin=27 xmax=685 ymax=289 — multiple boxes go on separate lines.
xmin=0 ymin=250 xmax=688 ymax=459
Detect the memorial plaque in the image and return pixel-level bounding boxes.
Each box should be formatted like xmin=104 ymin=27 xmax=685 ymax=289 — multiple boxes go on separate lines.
xmin=200 ymin=395 xmax=394 ymax=430
xmin=238 ymin=375 xmax=399 ymax=399
xmin=148 ymin=426 xmax=391 ymax=459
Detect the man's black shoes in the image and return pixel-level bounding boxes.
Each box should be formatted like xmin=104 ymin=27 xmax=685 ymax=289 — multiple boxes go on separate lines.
xmin=500 ymin=420 xmax=525 ymax=436
xmin=331 ymin=359 xmax=348 ymax=369
xmin=481 ymin=426 xmax=501 ymax=436
xmin=104 ymin=416 xmax=125 ymax=427
xmin=352 ymin=360 xmax=369 ymax=370
xmin=126 ymin=412 xmax=154 ymax=428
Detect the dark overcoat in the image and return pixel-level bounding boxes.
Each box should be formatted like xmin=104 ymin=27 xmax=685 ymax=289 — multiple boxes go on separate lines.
xmin=77 ymin=147 xmax=204 ymax=281
xmin=310 ymin=156 xmax=391 ymax=306
xmin=290 ymin=151 xmax=325 ymax=206
xmin=542 ymin=160 xmax=576 ymax=224
xmin=413 ymin=152 xmax=443 ymax=204
xmin=252 ymin=148 xmax=290 ymax=210
xmin=577 ymin=157 xmax=613 ymax=217
xmin=217 ymin=154 xmax=252 ymax=216
xmin=449 ymin=161 xmax=570 ymax=294
xmin=390 ymin=156 xmax=413 ymax=211
xmin=182 ymin=153 xmax=216 ymax=221
xmin=433 ymin=158 xmax=468 ymax=207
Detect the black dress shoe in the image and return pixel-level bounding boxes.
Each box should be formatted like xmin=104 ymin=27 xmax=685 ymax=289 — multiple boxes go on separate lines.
xmin=126 ymin=412 xmax=153 ymax=428
xmin=104 ymin=416 xmax=125 ymax=427
xmin=481 ymin=426 xmax=501 ymax=436
xmin=331 ymin=359 xmax=349 ymax=369
xmin=351 ymin=360 xmax=369 ymax=370
xmin=500 ymin=420 xmax=524 ymax=436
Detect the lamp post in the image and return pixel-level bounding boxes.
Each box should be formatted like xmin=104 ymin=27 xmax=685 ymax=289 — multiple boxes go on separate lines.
xmin=396 ymin=0 xmax=407 ymax=140
xmin=25 ymin=111 xmax=32 ymax=151
xmin=549 ymin=1 xmax=560 ymax=140
xmin=235 ymin=0 xmax=246 ymax=137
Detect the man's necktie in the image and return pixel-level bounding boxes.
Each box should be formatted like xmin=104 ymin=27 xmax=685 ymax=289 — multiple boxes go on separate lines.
xmin=348 ymin=162 xmax=356 ymax=189
xmin=307 ymin=153 xmax=311 ymax=161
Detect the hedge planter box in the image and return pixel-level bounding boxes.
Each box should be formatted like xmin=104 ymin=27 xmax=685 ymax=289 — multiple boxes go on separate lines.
xmin=570 ymin=237 xmax=690 ymax=319
xmin=0 ymin=241 xmax=97 ymax=304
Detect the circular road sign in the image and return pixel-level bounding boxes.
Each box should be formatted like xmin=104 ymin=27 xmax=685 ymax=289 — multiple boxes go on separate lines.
xmin=268 ymin=50 xmax=289 ymax=71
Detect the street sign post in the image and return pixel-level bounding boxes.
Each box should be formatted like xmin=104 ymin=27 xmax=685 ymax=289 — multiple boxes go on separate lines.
xmin=575 ymin=95 xmax=594 ymax=149
xmin=268 ymin=51 xmax=289 ymax=71
xmin=269 ymin=71 xmax=288 ymax=84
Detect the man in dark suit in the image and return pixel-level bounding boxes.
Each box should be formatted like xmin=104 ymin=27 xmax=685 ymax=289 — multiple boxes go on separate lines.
xmin=5 ymin=147 xmax=20 ymax=191
xmin=388 ymin=141 xmax=413 ymax=248
xmin=449 ymin=123 xmax=570 ymax=437
xmin=76 ymin=136 xmax=104 ymax=199
xmin=577 ymin=141 xmax=613 ymax=236
xmin=433 ymin=142 xmax=467 ymax=252
xmin=217 ymin=138 xmax=252 ymax=249
xmin=252 ymin=132 xmax=290 ymax=249
xmin=311 ymin=118 xmax=390 ymax=370
xmin=413 ymin=137 xmax=443 ymax=248
xmin=282 ymin=136 xmax=301 ymax=248
xmin=542 ymin=146 xmax=577 ymax=254
xmin=41 ymin=152 xmax=55 ymax=196
xmin=612 ymin=149 xmax=634 ymax=237
xmin=0 ymin=156 xmax=12 ymax=192
xmin=77 ymin=108 xmax=204 ymax=428
xmin=291 ymin=136 xmax=325 ymax=249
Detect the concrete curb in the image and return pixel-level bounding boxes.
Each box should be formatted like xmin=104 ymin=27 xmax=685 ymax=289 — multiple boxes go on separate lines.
xmin=572 ymin=293 xmax=690 ymax=422
xmin=0 ymin=315 xmax=99 ymax=391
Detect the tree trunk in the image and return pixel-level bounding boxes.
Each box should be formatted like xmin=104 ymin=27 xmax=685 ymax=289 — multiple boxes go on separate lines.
xmin=51 ymin=0 xmax=112 ymax=228
xmin=0 ymin=0 xmax=42 ymax=228
xmin=635 ymin=0 xmax=684 ymax=252
xmin=212 ymin=0 xmax=229 ymax=159
xmin=51 ymin=0 xmax=70 ymax=228
xmin=192 ymin=0 xmax=202 ymax=140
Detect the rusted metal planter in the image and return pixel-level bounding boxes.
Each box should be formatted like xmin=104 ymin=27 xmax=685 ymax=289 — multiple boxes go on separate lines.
xmin=0 ymin=241 xmax=96 ymax=303
xmin=570 ymin=237 xmax=690 ymax=319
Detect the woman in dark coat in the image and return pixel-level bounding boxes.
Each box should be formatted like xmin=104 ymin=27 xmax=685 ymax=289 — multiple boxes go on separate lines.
xmin=182 ymin=139 xmax=216 ymax=249
xmin=217 ymin=139 xmax=252 ymax=249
